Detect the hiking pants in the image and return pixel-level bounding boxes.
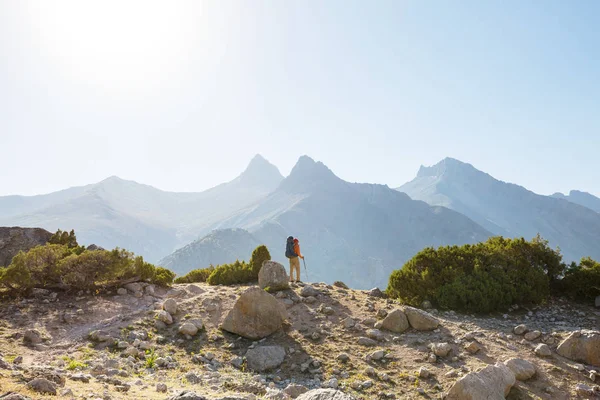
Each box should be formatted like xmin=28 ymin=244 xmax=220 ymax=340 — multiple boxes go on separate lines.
xmin=289 ymin=257 xmax=300 ymax=281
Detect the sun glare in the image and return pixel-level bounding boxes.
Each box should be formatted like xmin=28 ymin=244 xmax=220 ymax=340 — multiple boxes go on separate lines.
xmin=25 ymin=1 xmax=204 ymax=96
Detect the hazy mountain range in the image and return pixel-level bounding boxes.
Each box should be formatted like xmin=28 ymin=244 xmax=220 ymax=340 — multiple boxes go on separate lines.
xmin=398 ymin=158 xmax=600 ymax=263
xmin=2 ymin=155 xmax=600 ymax=289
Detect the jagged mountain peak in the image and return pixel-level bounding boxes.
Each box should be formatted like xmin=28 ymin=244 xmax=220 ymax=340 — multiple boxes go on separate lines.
xmin=237 ymin=154 xmax=283 ymax=187
xmin=279 ymin=155 xmax=343 ymax=193
xmin=416 ymin=157 xmax=479 ymax=178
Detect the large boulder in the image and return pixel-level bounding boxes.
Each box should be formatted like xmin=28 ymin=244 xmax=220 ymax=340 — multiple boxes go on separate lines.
xmin=0 ymin=227 xmax=52 ymax=267
xmin=246 ymin=345 xmax=286 ymax=372
xmin=403 ymin=306 xmax=439 ymax=331
xmin=163 ymin=299 xmax=178 ymax=315
xmin=446 ymin=362 xmax=516 ymax=400
xmin=221 ymin=286 xmax=287 ymax=340
xmin=381 ymin=309 xmax=409 ymax=333
xmin=556 ymin=330 xmax=600 ymax=367
xmin=258 ymin=261 xmax=289 ymax=292
xmin=504 ymin=358 xmax=536 ymax=381
xmin=296 ymin=389 xmax=357 ymax=400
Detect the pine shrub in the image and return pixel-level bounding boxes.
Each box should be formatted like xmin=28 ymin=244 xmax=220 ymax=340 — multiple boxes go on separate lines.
xmin=560 ymin=257 xmax=600 ymax=301
xmin=387 ymin=236 xmax=561 ymax=313
xmin=249 ymin=245 xmax=271 ymax=279
xmin=206 ymin=260 xmax=254 ymax=286
xmin=174 ymin=266 xmax=215 ymax=284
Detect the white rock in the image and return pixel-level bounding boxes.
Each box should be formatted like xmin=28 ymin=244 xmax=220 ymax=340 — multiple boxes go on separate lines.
xmin=504 ymin=358 xmax=536 ymax=381
xmin=163 ymin=298 xmax=178 ymax=315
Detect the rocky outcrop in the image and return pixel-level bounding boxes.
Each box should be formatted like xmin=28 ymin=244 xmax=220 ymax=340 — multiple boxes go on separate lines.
xmin=245 ymin=345 xmax=286 ymax=372
xmin=446 ymin=362 xmax=516 ymax=399
xmin=221 ymin=286 xmax=287 ymax=340
xmin=0 ymin=227 xmax=52 ymax=267
xmin=556 ymin=330 xmax=600 ymax=367
xmin=258 ymin=261 xmax=289 ymax=292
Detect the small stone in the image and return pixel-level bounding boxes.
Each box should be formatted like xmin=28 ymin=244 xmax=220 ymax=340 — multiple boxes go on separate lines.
xmin=117 ymin=288 xmax=127 ymax=295
xmin=27 ymin=378 xmax=57 ymax=395
xmin=432 ymin=342 xmax=452 ymax=357
xmin=337 ymin=353 xmax=350 ymax=362
xmin=524 ymin=330 xmax=541 ymax=341
xmin=504 ymin=358 xmax=536 ymax=381
xmin=12 ymin=356 xmax=23 ymax=364
xmin=157 ymin=310 xmax=173 ymax=325
xmin=377 ymin=309 xmax=388 ymax=318
xmin=428 ymin=353 xmax=437 ymax=363
xmin=366 ymin=329 xmax=384 ymax=341
xmin=418 ymin=367 xmax=430 ymax=379
xmin=342 ymin=317 xmax=355 ymax=328
xmin=179 ymin=322 xmax=199 ymax=336
xmin=464 ymin=342 xmax=481 ymax=354
xmin=575 ymin=383 xmax=595 ymax=397
xmin=514 ymin=324 xmax=528 ymax=335
xmin=358 ymin=337 xmax=378 ymax=347
xmin=534 ymin=344 xmax=552 ymax=357
xmin=370 ymin=350 xmax=385 ymax=360
xmin=163 ymin=298 xmax=178 ymax=315
xmin=23 ymin=329 xmax=43 ymax=344
xmin=156 ymin=383 xmax=168 ymax=392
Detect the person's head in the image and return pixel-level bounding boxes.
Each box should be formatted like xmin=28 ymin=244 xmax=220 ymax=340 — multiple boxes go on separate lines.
xmin=294 ymin=238 xmax=299 ymax=243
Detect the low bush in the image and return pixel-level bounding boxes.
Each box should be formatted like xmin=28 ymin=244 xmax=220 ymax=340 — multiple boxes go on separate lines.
xmin=387 ymin=236 xmax=562 ymax=313
xmin=174 ymin=266 xmax=215 ymax=284
xmin=560 ymin=257 xmax=600 ymax=301
xmin=206 ymin=260 xmax=254 ymax=286
xmin=0 ymin=231 xmax=175 ymax=292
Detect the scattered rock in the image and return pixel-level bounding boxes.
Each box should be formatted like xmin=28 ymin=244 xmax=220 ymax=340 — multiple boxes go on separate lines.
xmin=337 ymin=353 xmax=350 ymax=362
xmin=284 ymin=383 xmax=309 ymax=398
xmin=187 ymin=285 xmax=205 ymax=295
xmin=575 ymin=383 xmax=595 ymax=398
xmin=179 ymin=322 xmax=199 ymax=336
xmin=258 ymin=261 xmax=290 ymax=292
xmin=403 ymin=306 xmax=439 ymax=331
xmin=381 ymin=309 xmax=409 ymax=333
xmin=163 ymin=298 xmax=178 ymax=315
xmin=432 ymin=343 xmax=452 ymax=357
xmin=419 ymin=367 xmax=431 ymax=379
xmin=157 ymin=383 xmax=168 ymax=393
xmin=27 ymin=378 xmax=57 ymax=395
xmin=534 ymin=344 xmax=552 ymax=358
xmin=514 ymin=325 xmax=528 ymax=335
xmin=300 ymin=286 xmax=319 ymax=297
xmin=524 ymin=330 xmax=541 ymax=341
xmin=464 ymin=342 xmax=481 ymax=354
xmin=367 ymin=288 xmax=385 ymax=298
xmin=296 ymin=388 xmax=357 ymax=400
xmin=358 ymin=337 xmax=377 ymax=347
xmin=342 ymin=317 xmax=355 ymax=328
xmin=446 ymin=362 xmax=516 ymax=400
xmin=556 ymin=330 xmax=600 ymax=367
xmin=167 ymin=391 xmax=208 ymax=400
xmin=369 ymin=350 xmax=385 ymax=360
xmin=221 ymin=287 xmax=287 ymax=340
xmin=124 ymin=282 xmax=143 ymax=293
xmin=23 ymin=329 xmax=43 ymax=344
xmin=246 ymin=345 xmax=286 ymax=372
xmin=158 ymin=310 xmax=174 ymax=325
xmin=504 ymin=358 xmax=536 ymax=381
xmin=12 ymin=356 xmax=23 ymax=365
xmin=230 ymin=357 xmax=244 ymax=369
xmin=89 ymin=329 xmax=112 ymax=342
xmin=117 ymin=288 xmax=127 ymax=295
xmin=366 ymin=329 xmax=384 ymax=341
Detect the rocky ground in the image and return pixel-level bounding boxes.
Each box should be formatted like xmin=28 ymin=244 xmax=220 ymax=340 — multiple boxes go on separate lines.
xmin=0 ymin=275 xmax=599 ymax=399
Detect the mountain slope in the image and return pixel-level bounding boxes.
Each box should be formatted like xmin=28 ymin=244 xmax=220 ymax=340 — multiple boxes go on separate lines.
xmin=398 ymin=158 xmax=600 ymax=262
xmin=158 ymin=229 xmax=262 ymax=276
xmin=551 ymin=190 xmax=600 ymax=213
xmin=0 ymin=155 xmax=283 ymax=262
xmin=197 ymin=156 xmax=492 ymax=289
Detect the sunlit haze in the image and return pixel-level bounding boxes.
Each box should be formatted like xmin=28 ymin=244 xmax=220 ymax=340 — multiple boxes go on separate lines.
xmin=1 ymin=1 xmax=599 ymax=196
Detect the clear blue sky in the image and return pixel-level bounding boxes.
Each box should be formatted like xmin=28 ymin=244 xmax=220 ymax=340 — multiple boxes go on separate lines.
xmin=1 ymin=0 xmax=599 ymax=197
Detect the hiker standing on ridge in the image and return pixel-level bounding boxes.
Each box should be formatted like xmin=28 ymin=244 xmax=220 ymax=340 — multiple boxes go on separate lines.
xmin=285 ymin=236 xmax=304 ymax=283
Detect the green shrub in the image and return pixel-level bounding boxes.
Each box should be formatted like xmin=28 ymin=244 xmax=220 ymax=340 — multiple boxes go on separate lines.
xmin=387 ymin=236 xmax=561 ymax=312
xmin=560 ymin=257 xmax=600 ymax=301
xmin=249 ymin=245 xmax=271 ymax=279
xmin=174 ymin=266 xmax=215 ymax=284
xmin=153 ymin=267 xmax=176 ymax=286
xmin=0 ymin=234 xmax=175 ymax=292
xmin=206 ymin=260 xmax=254 ymax=286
